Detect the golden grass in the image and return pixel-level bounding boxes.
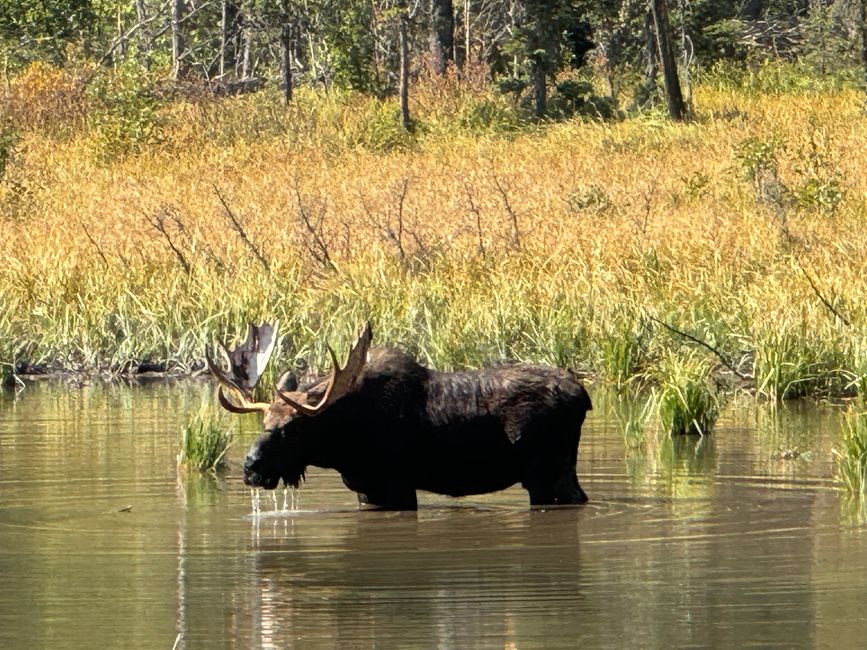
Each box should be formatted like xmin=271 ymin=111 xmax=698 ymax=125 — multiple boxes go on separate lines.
xmin=1 ymin=70 xmax=866 ymax=398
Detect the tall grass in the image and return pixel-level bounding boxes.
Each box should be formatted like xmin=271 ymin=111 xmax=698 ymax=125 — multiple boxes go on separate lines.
xmin=178 ymin=407 xmax=234 ymax=473
xmin=0 ymin=63 xmax=865 ymax=397
xmin=835 ymin=408 xmax=867 ymax=497
xmin=651 ymin=351 xmax=723 ymax=436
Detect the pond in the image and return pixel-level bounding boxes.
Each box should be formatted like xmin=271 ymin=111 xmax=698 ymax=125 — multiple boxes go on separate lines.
xmin=1 ymin=381 xmax=865 ymax=649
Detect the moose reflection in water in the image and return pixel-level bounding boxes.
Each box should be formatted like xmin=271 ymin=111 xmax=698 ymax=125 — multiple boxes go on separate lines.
xmin=206 ymin=322 xmax=592 ymax=510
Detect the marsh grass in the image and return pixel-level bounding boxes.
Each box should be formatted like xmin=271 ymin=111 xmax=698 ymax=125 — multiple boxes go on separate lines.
xmin=0 ymin=64 xmax=865 ymax=399
xmin=651 ymin=351 xmax=723 ymax=436
xmin=0 ymin=364 xmax=15 ymax=387
xmin=596 ymin=314 xmax=648 ymax=391
xmin=178 ymin=407 xmax=234 ymax=473
xmin=610 ymin=389 xmax=655 ymax=449
xmin=835 ymin=408 xmax=867 ymax=497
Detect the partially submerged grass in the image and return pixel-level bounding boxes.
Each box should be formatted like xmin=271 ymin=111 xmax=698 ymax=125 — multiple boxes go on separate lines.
xmin=834 ymin=408 xmax=867 ymax=497
xmin=178 ymin=407 xmax=234 ymax=473
xmin=651 ymin=351 xmax=723 ymax=436
xmin=609 ymin=388 xmax=655 ymax=449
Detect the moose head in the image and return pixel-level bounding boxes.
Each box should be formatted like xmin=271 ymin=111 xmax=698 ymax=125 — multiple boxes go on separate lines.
xmin=206 ymin=321 xmax=372 ymax=489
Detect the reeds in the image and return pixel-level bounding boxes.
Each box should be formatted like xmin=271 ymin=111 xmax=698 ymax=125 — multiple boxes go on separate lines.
xmin=178 ymin=407 xmax=234 ymax=473
xmin=0 ymin=64 xmax=865 ymax=399
xmin=651 ymin=351 xmax=723 ymax=436
xmin=835 ymin=408 xmax=867 ymax=497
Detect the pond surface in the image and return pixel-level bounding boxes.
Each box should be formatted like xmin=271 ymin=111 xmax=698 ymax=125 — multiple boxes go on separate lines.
xmin=1 ymin=381 xmax=865 ymax=649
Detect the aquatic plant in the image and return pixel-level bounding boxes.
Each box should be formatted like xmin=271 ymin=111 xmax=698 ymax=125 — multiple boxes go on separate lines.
xmin=178 ymin=407 xmax=234 ymax=473
xmin=651 ymin=351 xmax=722 ymax=436
xmin=834 ymin=408 xmax=867 ymax=497
xmin=610 ymin=388 xmax=654 ymax=449
xmin=595 ymin=314 xmax=647 ymax=392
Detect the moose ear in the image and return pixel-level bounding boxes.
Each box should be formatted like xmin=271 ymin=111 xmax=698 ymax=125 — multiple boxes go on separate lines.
xmin=276 ymin=370 xmax=298 ymax=392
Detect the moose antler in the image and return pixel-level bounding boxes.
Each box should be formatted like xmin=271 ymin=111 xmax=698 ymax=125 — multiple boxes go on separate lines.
xmin=277 ymin=322 xmax=372 ymax=416
xmin=206 ymin=321 xmax=279 ymax=414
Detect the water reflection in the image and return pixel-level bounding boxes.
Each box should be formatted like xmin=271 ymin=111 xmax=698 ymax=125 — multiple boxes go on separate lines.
xmin=1 ymin=382 xmax=866 ymax=649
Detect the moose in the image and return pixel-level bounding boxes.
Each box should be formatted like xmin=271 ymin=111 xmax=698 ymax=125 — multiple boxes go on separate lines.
xmin=206 ymin=322 xmax=592 ymax=510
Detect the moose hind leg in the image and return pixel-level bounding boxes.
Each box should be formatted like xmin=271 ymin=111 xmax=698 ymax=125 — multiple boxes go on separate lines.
xmin=522 ymin=464 xmax=558 ymax=506
xmin=553 ymin=470 xmax=588 ymax=505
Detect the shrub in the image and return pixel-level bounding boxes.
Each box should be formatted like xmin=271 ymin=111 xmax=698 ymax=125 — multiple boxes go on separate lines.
xmin=86 ymin=64 xmax=162 ymax=161
xmin=4 ymin=62 xmax=87 ymax=133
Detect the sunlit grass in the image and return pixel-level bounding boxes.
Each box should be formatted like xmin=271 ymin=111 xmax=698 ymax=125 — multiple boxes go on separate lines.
xmin=178 ymin=407 xmax=234 ymax=473
xmin=651 ymin=351 xmax=723 ymax=436
xmin=0 ymin=64 xmax=865 ymax=397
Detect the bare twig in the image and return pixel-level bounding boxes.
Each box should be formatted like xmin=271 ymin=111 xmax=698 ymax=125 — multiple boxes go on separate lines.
xmin=213 ymin=186 xmax=270 ymax=272
xmin=144 ymin=208 xmax=191 ymax=274
xmin=79 ymin=222 xmax=110 ymax=270
xmin=463 ymin=181 xmax=486 ymax=259
xmin=293 ymin=179 xmax=337 ymax=272
xmin=797 ymin=261 xmax=851 ymax=327
xmin=383 ymin=178 xmax=411 ymax=263
xmin=491 ymin=169 xmax=520 ymax=250
xmin=168 ymin=208 xmax=224 ymax=271
xmin=645 ymin=312 xmax=752 ymax=381
xmin=95 ymin=0 xmax=172 ymax=67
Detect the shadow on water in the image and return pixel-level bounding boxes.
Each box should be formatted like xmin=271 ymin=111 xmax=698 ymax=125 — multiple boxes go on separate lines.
xmin=1 ymin=382 xmax=867 ymax=648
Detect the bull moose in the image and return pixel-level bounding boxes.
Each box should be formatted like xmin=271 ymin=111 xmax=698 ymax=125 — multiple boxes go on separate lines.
xmin=206 ymin=322 xmax=592 ymax=510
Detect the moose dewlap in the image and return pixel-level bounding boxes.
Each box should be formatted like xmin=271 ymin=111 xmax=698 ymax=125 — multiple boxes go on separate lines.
xmin=207 ymin=322 xmax=592 ymax=510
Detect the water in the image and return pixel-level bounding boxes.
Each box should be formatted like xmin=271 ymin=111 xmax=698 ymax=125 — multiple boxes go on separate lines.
xmin=1 ymin=381 xmax=865 ymax=649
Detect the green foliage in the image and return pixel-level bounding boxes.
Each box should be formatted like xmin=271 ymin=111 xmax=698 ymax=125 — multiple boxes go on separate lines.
xmin=752 ymin=326 xmax=848 ymax=400
xmin=87 ymin=63 xmax=162 ymax=162
xmin=456 ymin=97 xmax=522 ymax=134
xmin=791 ymin=130 xmax=846 ymax=214
xmin=734 ymin=136 xmax=783 ymax=184
xmin=651 ymin=351 xmax=722 ymax=436
xmin=348 ymin=99 xmax=416 ymax=152
xmin=0 ymin=363 xmax=15 ymax=387
xmin=835 ymin=408 xmax=867 ymax=497
xmin=0 ymin=0 xmax=98 ymax=67
xmin=0 ymin=120 xmax=18 ymax=180
xmin=317 ymin=0 xmax=385 ymax=94
xmin=567 ymin=184 xmax=610 ymax=214
xmin=500 ymin=1 xmax=592 ymax=113
xmin=178 ymin=407 xmax=234 ymax=473
xmin=794 ymin=177 xmax=844 ymax=213
xmin=595 ymin=315 xmax=647 ymax=390
xmin=496 ymin=77 xmax=530 ymax=100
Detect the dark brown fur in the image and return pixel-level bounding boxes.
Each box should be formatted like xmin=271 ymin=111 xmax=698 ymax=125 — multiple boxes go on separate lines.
xmin=244 ymin=348 xmax=592 ymax=509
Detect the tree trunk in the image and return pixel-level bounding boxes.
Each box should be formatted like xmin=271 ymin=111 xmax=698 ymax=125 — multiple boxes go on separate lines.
xmin=637 ymin=8 xmax=659 ymax=106
xmin=135 ymin=0 xmax=151 ymax=68
xmin=429 ymin=0 xmax=455 ymax=74
xmin=220 ymin=1 xmax=240 ymax=78
xmin=742 ymin=0 xmax=763 ymax=20
xmin=241 ymin=13 xmax=252 ymax=79
xmin=171 ymin=0 xmax=185 ymax=80
xmin=650 ymin=0 xmax=686 ymax=121
xmin=532 ymin=62 xmax=546 ymax=118
xmin=280 ymin=0 xmax=293 ymax=103
xmin=399 ymin=7 xmax=411 ymax=130
xmin=464 ymin=0 xmax=471 ymax=66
